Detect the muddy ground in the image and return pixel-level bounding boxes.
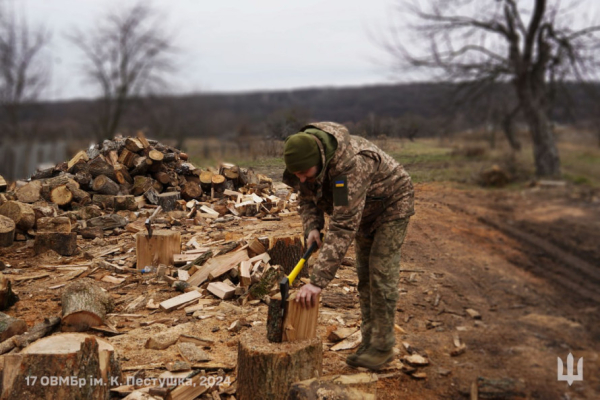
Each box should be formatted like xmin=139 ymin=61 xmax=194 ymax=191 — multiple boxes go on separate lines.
xmin=1 ymin=180 xmax=599 ymax=399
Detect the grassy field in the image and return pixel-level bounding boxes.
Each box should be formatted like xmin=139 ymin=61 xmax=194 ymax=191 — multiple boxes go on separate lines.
xmin=185 ymin=132 xmax=600 ymax=188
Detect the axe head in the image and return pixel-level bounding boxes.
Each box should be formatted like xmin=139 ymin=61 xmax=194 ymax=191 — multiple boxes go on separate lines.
xmin=145 ymin=218 xmax=153 ymax=238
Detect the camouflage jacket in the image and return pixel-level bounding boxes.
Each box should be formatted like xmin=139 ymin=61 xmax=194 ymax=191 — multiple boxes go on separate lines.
xmin=283 ymin=122 xmax=414 ymax=288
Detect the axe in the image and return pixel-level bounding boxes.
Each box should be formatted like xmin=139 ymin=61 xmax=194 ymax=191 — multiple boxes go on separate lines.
xmin=145 ymin=206 xmax=162 ymax=239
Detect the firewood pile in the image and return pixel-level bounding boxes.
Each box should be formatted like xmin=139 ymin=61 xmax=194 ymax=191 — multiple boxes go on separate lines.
xmin=0 ymin=132 xmax=298 ymax=250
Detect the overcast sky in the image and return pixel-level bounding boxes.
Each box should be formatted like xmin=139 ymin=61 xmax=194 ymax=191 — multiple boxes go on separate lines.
xmin=23 ymin=0 xmax=401 ymax=101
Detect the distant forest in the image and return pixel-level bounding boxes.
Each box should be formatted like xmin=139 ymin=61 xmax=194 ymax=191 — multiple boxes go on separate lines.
xmin=14 ymin=82 xmax=600 ymax=143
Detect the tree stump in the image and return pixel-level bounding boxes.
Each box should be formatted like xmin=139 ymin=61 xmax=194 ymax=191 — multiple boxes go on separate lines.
xmin=0 ymin=201 xmax=35 ymax=231
xmin=237 ymin=326 xmax=322 ymax=400
xmin=0 ymin=215 xmax=15 ymax=248
xmin=92 ymin=175 xmax=120 ymax=196
xmin=61 ymin=280 xmax=114 ymax=332
xmin=135 ymin=230 xmax=181 ymax=269
xmin=268 ymin=235 xmax=308 ymax=277
xmin=0 ymin=312 xmax=26 ymax=341
xmin=1 ymin=333 xmax=122 ymax=400
xmin=34 ymin=232 xmax=78 ymax=256
xmin=0 ymin=273 xmax=19 ymax=311
xmin=156 ymin=192 xmax=181 ymax=212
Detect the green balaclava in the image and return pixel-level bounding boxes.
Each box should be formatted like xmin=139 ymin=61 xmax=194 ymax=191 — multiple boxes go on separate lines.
xmin=284 ymin=132 xmax=321 ymax=173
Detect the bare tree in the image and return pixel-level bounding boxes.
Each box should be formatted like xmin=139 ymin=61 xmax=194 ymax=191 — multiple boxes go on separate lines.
xmin=0 ymin=0 xmax=50 ymax=140
xmin=386 ymin=0 xmax=600 ymax=177
xmin=69 ymin=2 xmax=175 ymax=140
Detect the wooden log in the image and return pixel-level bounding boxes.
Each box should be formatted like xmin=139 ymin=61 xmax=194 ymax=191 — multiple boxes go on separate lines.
xmin=237 ymin=326 xmax=322 ymax=400
xmin=129 ymin=156 xmax=148 ymax=176
xmin=15 ymin=180 xmax=42 ymax=203
xmin=0 ymin=201 xmax=35 ymax=231
xmin=87 ymin=214 xmax=128 ymax=230
xmin=114 ymin=195 xmax=138 ymax=211
xmin=268 ymin=235 xmax=308 ymax=277
xmin=0 ymin=216 xmax=15 ymax=248
xmin=66 ymin=182 xmax=91 ymax=205
xmin=267 ymin=292 xmax=319 ymax=343
xmin=135 ymin=230 xmax=181 ymax=269
xmin=0 ymin=274 xmax=19 ymax=311
xmin=80 ymin=227 xmax=104 ymax=240
xmin=36 ymin=216 xmax=71 ymax=233
xmin=118 ymin=148 xmax=136 ymax=168
xmin=207 ymin=249 xmax=249 ymax=280
xmin=0 ymin=316 xmax=60 ymax=356
xmin=1 ymin=333 xmax=122 ymax=400
xmin=154 ymin=171 xmax=171 ymax=185
xmin=125 ymin=137 xmax=145 ymax=153
xmin=67 ymin=150 xmax=89 ymax=170
xmin=34 ymin=232 xmax=78 ymax=256
xmin=211 ymin=174 xmax=226 ymax=192
xmin=113 ymin=164 xmax=132 ymax=184
xmin=136 ymin=130 xmax=150 ymax=148
xmin=149 ymin=149 xmax=164 ymax=162
xmin=156 ymin=192 xmax=180 ymax=212
xmin=181 ymin=182 xmax=202 ymax=201
xmin=88 ymin=155 xmax=116 ymax=179
xmin=132 ymin=175 xmax=153 ymax=196
xmin=93 ymin=175 xmax=120 ymax=195
xmin=0 ymin=176 xmax=6 ymax=192
xmin=288 ymin=373 xmax=378 ymax=400
xmin=0 ymin=312 xmax=26 ymax=342
xmin=61 ymin=280 xmax=114 ymax=332
xmin=93 ymin=194 xmax=116 ymax=210
xmin=199 ymin=171 xmax=214 ymax=191
xmin=73 ymin=171 xmax=93 ymax=189
xmin=49 ymin=184 xmax=73 ymax=206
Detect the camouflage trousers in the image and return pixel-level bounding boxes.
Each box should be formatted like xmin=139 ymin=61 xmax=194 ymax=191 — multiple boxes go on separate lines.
xmin=355 ymin=217 xmax=410 ymax=351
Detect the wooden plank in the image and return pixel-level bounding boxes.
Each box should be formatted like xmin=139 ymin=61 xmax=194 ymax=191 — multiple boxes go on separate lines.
xmin=199 ymin=205 xmax=219 ymax=216
xmin=159 ymin=291 xmax=201 ymax=311
xmin=330 ymin=330 xmax=362 ymax=351
xmin=239 ymin=261 xmax=252 ymax=287
xmin=282 ymin=292 xmax=320 ymax=342
xmin=248 ymin=252 xmax=270 ymax=264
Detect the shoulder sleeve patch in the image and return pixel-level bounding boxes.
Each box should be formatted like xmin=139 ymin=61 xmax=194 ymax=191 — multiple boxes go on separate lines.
xmin=332 ymin=175 xmax=349 ymax=206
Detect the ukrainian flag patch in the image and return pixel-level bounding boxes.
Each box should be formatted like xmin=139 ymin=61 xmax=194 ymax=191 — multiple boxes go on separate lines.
xmin=332 ymin=175 xmax=349 ymax=206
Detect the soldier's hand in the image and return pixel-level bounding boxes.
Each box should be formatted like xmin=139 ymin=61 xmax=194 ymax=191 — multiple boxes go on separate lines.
xmin=296 ymin=283 xmax=322 ymax=309
xmin=307 ymin=229 xmax=322 ymax=248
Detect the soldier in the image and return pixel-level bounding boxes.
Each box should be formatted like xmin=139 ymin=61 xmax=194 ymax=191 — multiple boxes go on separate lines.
xmin=282 ymin=121 xmax=414 ymax=370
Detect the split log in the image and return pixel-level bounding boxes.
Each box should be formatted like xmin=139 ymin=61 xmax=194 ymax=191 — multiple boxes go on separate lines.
xmin=114 ymin=195 xmax=138 ymax=211
xmin=1 ymin=333 xmax=121 ymax=400
xmin=0 ymin=176 xmax=6 ymax=192
xmin=125 ymin=137 xmax=145 ymax=152
xmin=136 ymin=131 xmax=150 ymax=148
xmin=113 ymin=164 xmax=132 ymax=184
xmin=66 ymin=182 xmax=91 ymax=205
xmin=0 ymin=201 xmax=35 ymax=231
xmin=15 ymin=180 xmax=42 ymax=203
xmin=0 ymin=216 xmax=15 ymax=248
xmin=36 ymin=216 xmax=71 ymax=233
xmin=267 ymin=292 xmax=319 ymax=343
xmin=0 ymin=274 xmax=19 ymax=310
xmin=207 ymin=282 xmax=235 ymax=300
xmin=130 ymin=156 xmax=148 ymax=176
xmin=80 ymin=227 xmax=104 ymax=240
xmin=156 ymin=192 xmax=180 ymax=212
xmin=0 ymin=312 xmax=26 ymax=341
xmin=61 ymin=280 xmax=114 ymax=332
xmin=93 ymin=175 xmax=120 ymax=196
xmin=67 ymin=150 xmax=89 ymax=170
xmin=220 ymin=163 xmax=239 ymax=180
xmin=118 ymin=148 xmax=136 ymax=168
xmin=135 ymin=230 xmax=181 ymax=269
xmin=144 ymin=187 xmax=160 ymax=205
xmin=181 ymin=182 xmax=202 ymax=201
xmin=188 ymin=250 xmax=249 ymax=286
xmin=237 ymin=326 xmax=322 ymax=400
xmin=268 ymin=235 xmax=308 ymax=277
xmin=93 ymin=194 xmax=116 ymax=210
xmin=288 ymin=373 xmax=378 ymax=400
xmin=34 ymin=232 xmax=78 ymax=256
xmin=49 ymin=184 xmax=73 ymax=206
